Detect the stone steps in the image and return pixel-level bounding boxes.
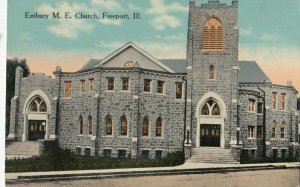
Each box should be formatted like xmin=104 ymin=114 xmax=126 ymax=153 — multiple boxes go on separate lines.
xmin=5 ymin=141 xmax=40 ymax=159
xmin=188 ymin=147 xmax=239 ymax=164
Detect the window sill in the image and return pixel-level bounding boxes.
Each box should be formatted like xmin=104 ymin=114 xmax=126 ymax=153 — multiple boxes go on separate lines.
xmin=141 ymin=136 xmax=150 ymax=139
xmin=105 ymin=90 xmax=115 ymax=92
xmin=157 ymin=93 xmax=166 ymax=96
xmin=76 ymin=134 xmax=83 ymax=137
xmin=119 ymin=136 xmax=129 ymax=138
xmin=103 ymin=135 xmax=113 ymax=138
xmin=120 ymin=90 xmax=130 ymax=93
xmin=247 ymin=111 xmax=256 ymax=113
xmin=62 ymin=97 xmax=72 ymax=99
xmin=155 ymin=137 xmax=165 ymax=139
xmin=247 ymin=138 xmax=256 ymax=140
xmin=280 ymin=138 xmax=288 ymax=141
xmin=143 ymin=92 xmax=152 ymax=94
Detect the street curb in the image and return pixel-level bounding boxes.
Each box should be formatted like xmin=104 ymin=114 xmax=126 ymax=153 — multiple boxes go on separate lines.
xmin=6 ymin=165 xmax=300 ymax=184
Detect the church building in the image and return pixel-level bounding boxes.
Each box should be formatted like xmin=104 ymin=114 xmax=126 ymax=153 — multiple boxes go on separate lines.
xmin=7 ymin=0 xmax=299 ymax=162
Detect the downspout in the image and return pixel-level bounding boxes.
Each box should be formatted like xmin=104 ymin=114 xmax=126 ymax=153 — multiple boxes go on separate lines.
xmin=95 ymin=68 xmax=102 ymax=156
xmin=257 ymin=86 xmax=266 ymax=159
xmin=136 ymin=67 xmax=141 ymax=159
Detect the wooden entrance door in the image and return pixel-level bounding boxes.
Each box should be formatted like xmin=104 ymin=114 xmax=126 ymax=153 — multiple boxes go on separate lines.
xmin=200 ymin=124 xmax=221 ymax=147
xmin=28 ymin=120 xmax=46 ymax=141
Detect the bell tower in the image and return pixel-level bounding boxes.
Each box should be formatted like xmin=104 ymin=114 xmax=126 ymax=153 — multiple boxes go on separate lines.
xmin=186 ymin=0 xmax=239 ymax=148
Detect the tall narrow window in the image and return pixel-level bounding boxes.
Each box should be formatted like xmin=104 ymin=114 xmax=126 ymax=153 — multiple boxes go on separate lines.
xmin=107 ymin=77 xmax=114 ymax=91
xmin=271 ymin=121 xmax=276 ymax=138
xmin=144 ymin=79 xmax=151 ymax=92
xmin=88 ymin=116 xmax=92 ymax=135
xmin=157 ymin=80 xmax=164 ymax=94
xmin=257 ymin=102 xmax=263 ymax=114
xmin=202 ymin=18 xmax=224 ymax=51
xmin=89 ymin=79 xmax=95 ymax=92
xmin=120 ymin=116 xmax=127 ymax=136
xmin=155 ymin=117 xmax=162 ymax=137
xmin=106 ymin=116 xmax=113 ymax=135
xmin=65 ymin=81 xmax=72 ymax=97
xmin=142 ymin=117 xmax=149 ymax=136
xmin=272 ymin=92 xmax=277 ymax=109
xmin=280 ymin=94 xmax=286 ymax=110
xmin=248 ymin=126 xmax=254 ymax=138
xmin=81 ymin=80 xmax=86 ymax=94
xmin=175 ymin=82 xmax=183 ymax=99
xmin=209 ymin=65 xmax=215 ymax=79
xmin=280 ymin=122 xmax=285 ymax=139
xmin=257 ymin=126 xmax=263 ymax=138
xmin=248 ymin=99 xmax=255 ymax=112
xmin=122 ymin=78 xmax=129 ymax=91
xmin=79 ymin=116 xmax=83 ymax=135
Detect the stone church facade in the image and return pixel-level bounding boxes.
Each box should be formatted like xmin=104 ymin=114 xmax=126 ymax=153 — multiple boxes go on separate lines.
xmin=8 ymin=0 xmax=299 ymax=160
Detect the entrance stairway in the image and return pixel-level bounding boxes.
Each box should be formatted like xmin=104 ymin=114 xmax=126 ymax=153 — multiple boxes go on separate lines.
xmin=5 ymin=141 xmax=40 ymax=160
xmin=187 ymin=147 xmax=239 ymax=164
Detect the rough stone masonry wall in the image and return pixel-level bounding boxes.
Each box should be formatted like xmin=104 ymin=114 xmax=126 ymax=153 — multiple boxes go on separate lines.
xmin=239 ymin=83 xmax=299 ymax=158
xmin=57 ymin=70 xmax=99 ymax=156
xmin=97 ymin=69 xmax=185 ymax=159
xmin=186 ymin=1 xmax=239 ymax=148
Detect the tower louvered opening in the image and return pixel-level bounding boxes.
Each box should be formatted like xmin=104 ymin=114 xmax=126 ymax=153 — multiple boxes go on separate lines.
xmin=202 ymin=18 xmax=224 ymax=51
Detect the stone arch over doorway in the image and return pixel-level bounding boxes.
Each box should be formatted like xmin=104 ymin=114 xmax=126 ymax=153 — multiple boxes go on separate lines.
xmin=195 ymin=92 xmax=227 ymax=148
xmin=22 ymin=90 xmax=51 ymax=142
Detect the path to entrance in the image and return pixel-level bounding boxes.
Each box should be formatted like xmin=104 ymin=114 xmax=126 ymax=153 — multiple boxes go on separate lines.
xmin=6 ymin=169 xmax=299 ymax=187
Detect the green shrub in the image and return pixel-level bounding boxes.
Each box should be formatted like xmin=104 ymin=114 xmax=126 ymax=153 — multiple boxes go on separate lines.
xmin=5 ymin=149 xmax=185 ymax=173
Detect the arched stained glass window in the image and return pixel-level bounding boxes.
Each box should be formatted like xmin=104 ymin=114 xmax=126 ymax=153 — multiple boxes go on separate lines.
xmin=79 ymin=116 xmax=83 ymax=135
xmin=106 ymin=116 xmax=113 ymax=135
xmin=120 ymin=116 xmax=127 ymax=136
xmin=155 ymin=117 xmax=162 ymax=137
xmin=29 ymin=96 xmax=47 ymax=112
xmin=201 ymin=99 xmax=221 ymax=116
xmin=142 ymin=117 xmax=149 ymax=136
xmin=88 ymin=116 xmax=92 ymax=135
xmin=202 ymin=18 xmax=224 ymax=51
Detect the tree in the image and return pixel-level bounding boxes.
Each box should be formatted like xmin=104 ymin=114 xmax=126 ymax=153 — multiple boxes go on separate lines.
xmin=6 ymin=58 xmax=30 ymax=137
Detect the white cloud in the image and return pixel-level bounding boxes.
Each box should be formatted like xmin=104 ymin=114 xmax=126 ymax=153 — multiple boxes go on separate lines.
xmin=155 ymin=34 xmax=185 ymax=41
xmin=239 ymin=27 xmax=253 ymax=36
xmin=128 ymin=3 xmax=142 ymax=11
xmin=146 ymin=0 xmax=187 ymax=31
xmin=260 ymin=34 xmax=278 ymax=41
xmin=98 ymin=19 xmax=122 ymax=26
xmin=37 ymin=2 xmax=94 ymax=39
xmin=90 ymin=0 xmax=121 ymax=11
xmin=147 ymin=0 xmax=188 ymax=14
xmin=151 ymin=15 xmax=181 ymax=31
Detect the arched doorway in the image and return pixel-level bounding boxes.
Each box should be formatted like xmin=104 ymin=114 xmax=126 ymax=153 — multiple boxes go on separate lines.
xmin=195 ymin=92 xmax=226 ymax=148
xmin=22 ymin=90 xmax=50 ymax=142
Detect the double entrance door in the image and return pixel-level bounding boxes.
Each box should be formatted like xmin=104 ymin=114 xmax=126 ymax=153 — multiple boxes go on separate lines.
xmin=200 ymin=124 xmax=220 ymax=147
xmin=28 ymin=120 xmax=46 ymax=141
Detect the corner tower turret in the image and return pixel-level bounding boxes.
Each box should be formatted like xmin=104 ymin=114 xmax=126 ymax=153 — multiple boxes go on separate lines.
xmin=186 ymin=0 xmax=239 ymax=149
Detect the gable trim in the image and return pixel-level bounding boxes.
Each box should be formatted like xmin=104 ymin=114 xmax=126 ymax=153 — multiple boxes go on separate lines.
xmin=96 ymin=42 xmax=175 ymax=73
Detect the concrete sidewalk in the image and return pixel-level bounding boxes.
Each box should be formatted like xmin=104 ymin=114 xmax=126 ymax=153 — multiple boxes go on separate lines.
xmin=6 ymin=162 xmax=300 ymax=183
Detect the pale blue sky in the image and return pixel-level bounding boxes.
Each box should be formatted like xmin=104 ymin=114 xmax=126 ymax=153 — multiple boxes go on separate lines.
xmin=6 ymin=0 xmax=300 ymax=90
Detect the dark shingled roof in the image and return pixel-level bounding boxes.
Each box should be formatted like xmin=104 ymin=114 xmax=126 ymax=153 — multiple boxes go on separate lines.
xmin=238 ymin=61 xmax=270 ymax=83
xmin=79 ymin=59 xmax=269 ymax=84
xmin=79 ymin=59 xmax=101 ymax=71
xmin=159 ymin=59 xmax=186 ymax=73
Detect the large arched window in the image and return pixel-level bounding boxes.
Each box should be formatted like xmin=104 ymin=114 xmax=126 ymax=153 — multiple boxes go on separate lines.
xmin=120 ymin=116 xmax=127 ymax=136
xmin=29 ymin=96 xmax=47 ymax=112
xmin=271 ymin=121 xmax=276 ymax=139
xmin=202 ymin=18 xmax=224 ymax=51
xmin=142 ymin=116 xmax=149 ymax=136
xmin=201 ymin=99 xmax=220 ymax=116
xmin=280 ymin=122 xmax=285 ymax=139
xmin=106 ymin=116 xmax=113 ymax=135
xmin=88 ymin=116 xmax=92 ymax=135
xmin=79 ymin=115 xmax=83 ymax=135
xmin=155 ymin=117 xmax=162 ymax=137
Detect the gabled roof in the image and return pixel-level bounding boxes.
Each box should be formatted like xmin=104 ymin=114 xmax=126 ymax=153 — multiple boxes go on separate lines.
xmin=238 ymin=61 xmax=270 ymax=83
xmin=94 ymin=42 xmax=174 ymax=73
